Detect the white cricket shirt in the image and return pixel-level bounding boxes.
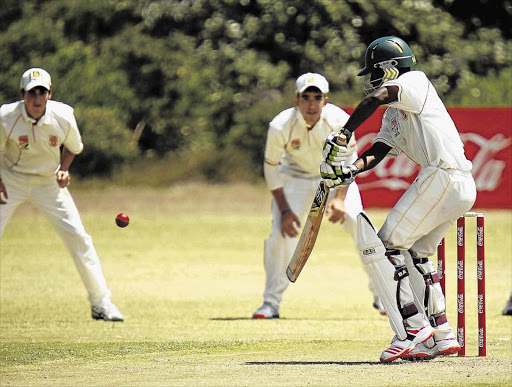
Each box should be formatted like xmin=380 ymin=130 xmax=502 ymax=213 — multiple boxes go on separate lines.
xmin=0 ymin=100 xmax=84 ymax=177
xmin=264 ymin=103 xmax=352 ymax=183
xmin=376 ymin=71 xmax=472 ymax=172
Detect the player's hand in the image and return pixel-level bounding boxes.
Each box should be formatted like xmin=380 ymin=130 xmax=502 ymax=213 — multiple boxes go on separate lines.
xmin=56 ymin=170 xmax=71 ymax=188
xmin=326 ymin=199 xmax=347 ymax=224
xmin=320 ymin=162 xmax=343 ymax=188
xmin=320 ymin=162 xmax=358 ymax=188
xmin=0 ymin=180 xmax=8 ymax=204
xmin=323 ymin=130 xmax=351 ymax=167
xmin=280 ymin=209 xmax=301 ymax=238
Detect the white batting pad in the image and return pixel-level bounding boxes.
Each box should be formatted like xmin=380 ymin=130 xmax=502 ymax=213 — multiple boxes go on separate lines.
xmin=356 ymin=213 xmax=408 ymax=340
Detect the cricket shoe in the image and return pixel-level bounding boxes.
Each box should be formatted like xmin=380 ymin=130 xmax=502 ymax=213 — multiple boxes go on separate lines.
xmin=373 ymin=296 xmax=387 ymax=316
xmin=402 ymin=337 xmax=461 ymax=361
xmin=92 ymin=302 xmax=124 ymax=322
xmin=252 ymin=302 xmax=279 ymax=319
xmin=379 ymin=325 xmax=435 ymax=363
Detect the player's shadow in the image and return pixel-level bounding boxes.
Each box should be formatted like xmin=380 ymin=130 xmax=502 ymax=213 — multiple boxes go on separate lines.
xmin=209 ymin=317 xmax=252 ymax=321
xmin=246 ymin=361 xmax=395 ymax=366
xmin=209 ymin=317 xmax=349 ymax=321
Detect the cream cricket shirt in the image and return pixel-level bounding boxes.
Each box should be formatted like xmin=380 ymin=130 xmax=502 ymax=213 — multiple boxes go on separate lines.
xmin=0 ymin=100 xmax=84 ymax=177
xmin=376 ymin=71 xmax=472 ymax=172
xmin=264 ymin=103 xmax=353 ymax=186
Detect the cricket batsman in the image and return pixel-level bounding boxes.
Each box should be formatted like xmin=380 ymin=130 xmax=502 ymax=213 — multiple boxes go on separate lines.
xmin=321 ymin=36 xmax=476 ymax=361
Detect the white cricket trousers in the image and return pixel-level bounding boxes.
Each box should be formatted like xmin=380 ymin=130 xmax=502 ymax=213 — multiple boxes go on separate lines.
xmin=0 ymin=169 xmax=112 ymax=307
xmin=376 ymin=167 xmax=476 ymax=339
xmin=378 ymin=166 xmax=477 ymax=255
xmin=263 ymin=173 xmax=363 ymax=308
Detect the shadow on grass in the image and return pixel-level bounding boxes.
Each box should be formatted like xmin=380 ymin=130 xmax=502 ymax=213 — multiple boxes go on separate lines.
xmin=245 ymin=361 xmax=396 ymax=366
xmin=210 ymin=317 xmax=254 ymax=321
xmin=209 ymin=317 xmax=350 ymax=321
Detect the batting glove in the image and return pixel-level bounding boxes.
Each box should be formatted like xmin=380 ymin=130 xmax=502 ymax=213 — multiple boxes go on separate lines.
xmin=323 ymin=129 xmax=352 ymax=167
xmin=320 ymin=162 xmax=358 ymax=188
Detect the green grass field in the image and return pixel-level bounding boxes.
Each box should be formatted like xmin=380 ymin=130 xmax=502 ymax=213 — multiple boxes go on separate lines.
xmin=1 ymin=183 xmax=511 ymax=386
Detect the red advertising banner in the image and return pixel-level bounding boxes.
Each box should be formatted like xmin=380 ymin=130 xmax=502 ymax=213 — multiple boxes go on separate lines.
xmin=344 ymin=107 xmax=512 ymax=209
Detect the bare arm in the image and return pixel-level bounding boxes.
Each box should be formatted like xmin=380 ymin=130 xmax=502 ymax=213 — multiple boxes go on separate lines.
xmin=353 ymin=142 xmax=392 ymax=173
xmin=344 ymin=85 xmax=399 ymax=133
xmin=56 ymin=147 xmax=76 ymax=188
xmin=342 ymin=85 xmax=397 ymax=174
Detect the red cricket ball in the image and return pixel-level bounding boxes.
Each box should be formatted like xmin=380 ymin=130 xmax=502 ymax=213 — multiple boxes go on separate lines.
xmin=115 ymin=213 xmax=130 ymax=228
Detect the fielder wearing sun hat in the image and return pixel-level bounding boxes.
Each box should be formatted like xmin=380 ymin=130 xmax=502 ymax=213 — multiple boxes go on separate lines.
xmin=295 ymin=72 xmax=329 ymax=94
xmin=20 ymin=68 xmax=52 ymax=92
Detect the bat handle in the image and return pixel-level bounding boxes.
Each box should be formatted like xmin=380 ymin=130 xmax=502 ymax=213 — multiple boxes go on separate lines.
xmin=336 ymin=127 xmax=352 ymax=146
xmin=336 ymin=134 xmax=348 ymax=146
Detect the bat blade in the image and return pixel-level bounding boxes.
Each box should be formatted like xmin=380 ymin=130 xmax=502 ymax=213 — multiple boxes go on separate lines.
xmin=286 ymin=181 xmax=330 ymax=282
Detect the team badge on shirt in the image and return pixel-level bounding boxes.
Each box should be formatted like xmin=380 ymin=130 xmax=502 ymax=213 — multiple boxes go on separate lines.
xmin=18 ymin=135 xmax=29 ymax=149
xmin=49 ymin=135 xmax=58 ymax=147
xmin=290 ymin=139 xmax=301 ymax=150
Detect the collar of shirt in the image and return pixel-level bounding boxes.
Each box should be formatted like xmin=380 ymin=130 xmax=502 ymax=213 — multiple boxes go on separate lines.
xmin=295 ymin=106 xmax=325 ymax=131
xmin=20 ymin=100 xmax=52 ymax=126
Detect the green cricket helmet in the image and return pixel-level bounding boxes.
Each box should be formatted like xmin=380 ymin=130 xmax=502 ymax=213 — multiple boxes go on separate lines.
xmin=358 ymin=36 xmax=416 ymax=76
xmin=358 ymin=36 xmax=416 ymax=93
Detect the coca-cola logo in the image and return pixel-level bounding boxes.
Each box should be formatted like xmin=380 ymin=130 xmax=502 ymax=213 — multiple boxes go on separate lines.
xmin=457 ymin=260 xmax=464 ymax=280
xmin=477 ymin=226 xmax=484 ymax=247
xmin=477 ymin=261 xmax=484 ymax=280
xmin=356 ymin=133 xmax=419 ymax=191
xmin=341 ymin=107 xmax=512 ymax=209
xmin=457 ymin=293 xmax=464 ymax=313
xmin=355 ymin=131 xmax=511 ymax=193
xmin=478 ymin=294 xmax=485 ymax=313
xmin=457 ymin=227 xmax=464 ymax=247
xmin=457 ymin=327 xmax=465 ymax=347
xmin=479 ymin=328 xmax=485 ymax=348
xmin=462 ymin=133 xmax=511 ymax=191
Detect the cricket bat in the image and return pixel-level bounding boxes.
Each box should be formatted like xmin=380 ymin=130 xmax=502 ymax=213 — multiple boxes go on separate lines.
xmin=286 ymin=180 xmax=330 ymax=283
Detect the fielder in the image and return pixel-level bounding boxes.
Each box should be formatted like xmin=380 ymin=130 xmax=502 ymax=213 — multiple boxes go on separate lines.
xmin=253 ymin=73 xmax=384 ymax=319
xmin=0 ymin=68 xmax=124 ymax=322
xmin=321 ymin=36 xmax=476 ymax=362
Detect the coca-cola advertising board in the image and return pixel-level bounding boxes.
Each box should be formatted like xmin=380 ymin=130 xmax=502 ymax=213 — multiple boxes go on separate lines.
xmin=344 ymin=107 xmax=512 ymax=209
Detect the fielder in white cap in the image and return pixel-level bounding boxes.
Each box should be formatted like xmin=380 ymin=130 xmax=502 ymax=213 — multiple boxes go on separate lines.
xmin=0 ymin=68 xmax=124 ymax=321
xmin=252 ymin=72 xmax=385 ymax=319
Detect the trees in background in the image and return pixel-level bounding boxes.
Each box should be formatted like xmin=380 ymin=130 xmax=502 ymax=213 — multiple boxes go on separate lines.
xmin=1 ymin=0 xmax=510 ymax=181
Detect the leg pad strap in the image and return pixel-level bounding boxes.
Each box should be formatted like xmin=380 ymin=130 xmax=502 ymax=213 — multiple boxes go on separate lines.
xmin=394 ymin=265 xmax=409 ymax=281
xmin=429 ymin=313 xmax=447 ymax=327
xmin=401 ymin=302 xmax=419 ymax=320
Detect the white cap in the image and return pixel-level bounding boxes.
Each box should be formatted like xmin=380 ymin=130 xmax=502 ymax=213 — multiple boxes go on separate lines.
xmin=20 ymin=68 xmax=52 ymax=91
xmin=295 ymin=73 xmax=329 ymax=94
